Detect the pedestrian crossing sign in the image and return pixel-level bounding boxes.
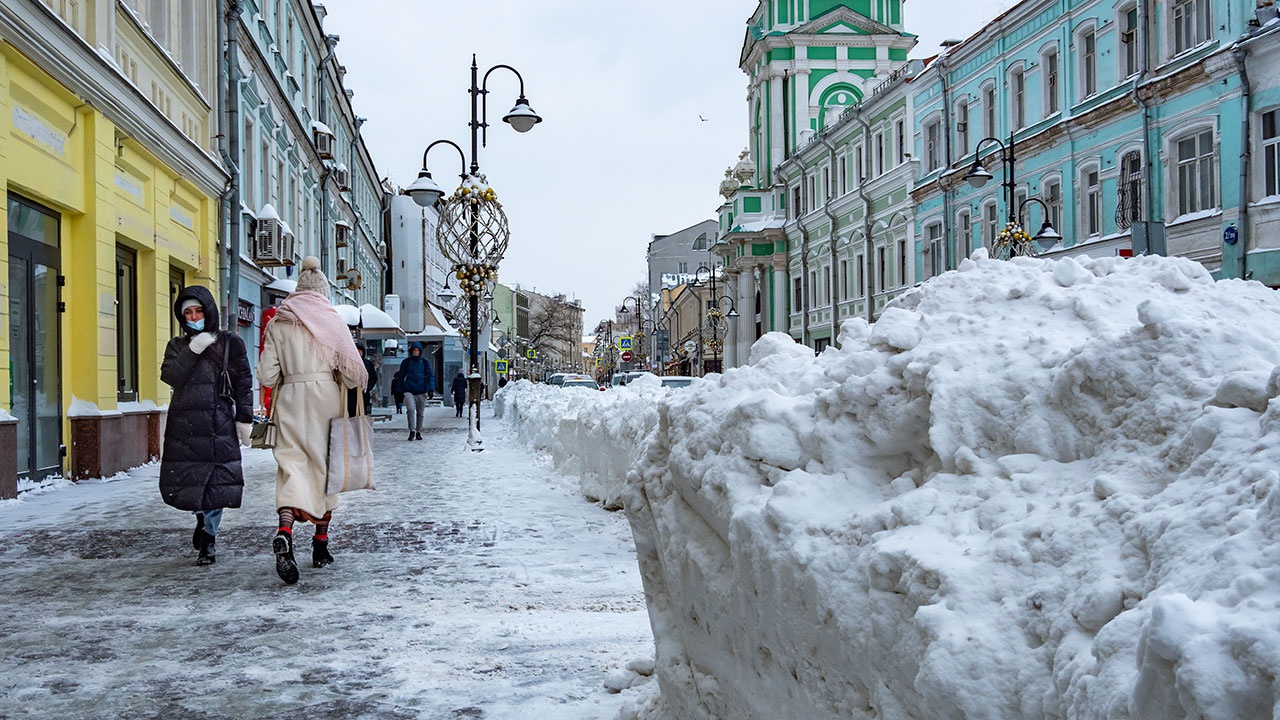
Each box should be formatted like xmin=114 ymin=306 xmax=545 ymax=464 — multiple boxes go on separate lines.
xmin=495 ymin=359 xmax=509 ymax=375
xmin=618 ymin=336 xmax=633 ymax=350
xmin=526 ymin=348 xmax=538 ymax=359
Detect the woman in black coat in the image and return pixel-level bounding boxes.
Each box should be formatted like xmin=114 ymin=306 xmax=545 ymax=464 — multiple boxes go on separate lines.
xmin=160 ymin=285 xmax=253 ymax=566
xmin=450 ymin=371 xmax=468 ymax=418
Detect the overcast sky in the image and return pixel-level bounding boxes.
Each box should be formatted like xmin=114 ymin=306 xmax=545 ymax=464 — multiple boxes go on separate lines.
xmin=320 ymin=1 xmax=1011 ymax=326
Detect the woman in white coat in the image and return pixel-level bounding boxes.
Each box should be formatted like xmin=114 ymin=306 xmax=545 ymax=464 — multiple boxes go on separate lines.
xmin=258 ymin=256 xmax=367 ymax=584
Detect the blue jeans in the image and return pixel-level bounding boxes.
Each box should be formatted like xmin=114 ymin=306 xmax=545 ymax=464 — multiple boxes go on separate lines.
xmin=198 ymin=508 xmax=223 ymax=538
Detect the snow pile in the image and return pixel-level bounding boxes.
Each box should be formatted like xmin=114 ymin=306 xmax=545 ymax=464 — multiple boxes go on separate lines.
xmin=496 ymin=373 xmax=673 ymax=509
xmin=499 ymin=251 xmax=1280 ymax=719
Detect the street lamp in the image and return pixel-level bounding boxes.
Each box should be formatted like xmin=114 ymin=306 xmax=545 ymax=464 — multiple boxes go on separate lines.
xmin=1018 ymin=197 xmax=1062 ymax=251
xmin=962 ymin=132 xmax=1057 ymax=259
xmin=706 ymin=294 xmax=738 ymax=376
xmin=618 ymin=296 xmax=644 ymax=370
xmin=406 ymin=56 xmax=541 ymax=451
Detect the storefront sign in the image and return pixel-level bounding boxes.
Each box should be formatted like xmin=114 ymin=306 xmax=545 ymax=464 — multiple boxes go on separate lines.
xmin=237 ymin=300 xmax=255 ymax=327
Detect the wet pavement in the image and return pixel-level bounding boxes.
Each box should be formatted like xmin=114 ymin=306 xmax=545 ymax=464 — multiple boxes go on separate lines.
xmin=0 ymin=406 xmax=654 ymax=719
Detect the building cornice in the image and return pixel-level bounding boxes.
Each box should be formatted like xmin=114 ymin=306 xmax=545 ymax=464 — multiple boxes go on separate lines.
xmin=1 ymin=0 xmax=227 ymax=196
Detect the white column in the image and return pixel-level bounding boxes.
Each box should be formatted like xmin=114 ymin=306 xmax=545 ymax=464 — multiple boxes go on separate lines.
xmin=772 ymin=258 xmax=788 ymax=337
xmin=738 ymin=264 xmax=756 ymax=363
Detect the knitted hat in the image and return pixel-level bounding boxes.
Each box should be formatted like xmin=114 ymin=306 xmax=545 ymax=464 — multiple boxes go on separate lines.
xmin=294 ymin=255 xmax=329 ymax=296
xmin=179 ymin=298 xmax=202 ymax=314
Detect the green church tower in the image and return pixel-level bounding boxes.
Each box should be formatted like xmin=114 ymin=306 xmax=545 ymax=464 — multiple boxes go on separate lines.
xmin=741 ymin=0 xmax=916 ymax=187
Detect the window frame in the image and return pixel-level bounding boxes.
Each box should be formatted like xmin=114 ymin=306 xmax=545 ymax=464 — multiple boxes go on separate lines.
xmin=1119 ymin=5 xmax=1140 ymax=79
xmin=1170 ymin=0 xmax=1211 ymax=57
xmin=1041 ymin=45 xmax=1060 ymax=117
xmin=116 ymin=245 xmax=140 ymax=403
xmin=1076 ymin=23 xmax=1098 ymax=100
xmin=1008 ymin=63 xmax=1027 ymax=130
xmin=1080 ymin=163 xmax=1103 ymax=236
xmin=1263 ymin=108 xmax=1280 ymax=199
xmin=1170 ymin=126 xmax=1219 ymax=217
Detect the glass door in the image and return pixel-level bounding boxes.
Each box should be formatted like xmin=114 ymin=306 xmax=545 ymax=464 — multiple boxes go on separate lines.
xmin=8 ymin=195 xmax=62 ymax=481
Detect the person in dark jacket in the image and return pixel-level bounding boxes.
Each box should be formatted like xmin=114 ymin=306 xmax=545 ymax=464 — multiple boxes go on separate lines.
xmin=393 ymin=343 xmax=436 ymax=440
xmin=160 ymin=285 xmax=253 ymax=566
xmin=357 ymin=344 xmax=378 ymax=411
xmin=450 ymin=370 xmax=468 ymax=418
xmin=390 ymin=373 xmax=405 ymax=414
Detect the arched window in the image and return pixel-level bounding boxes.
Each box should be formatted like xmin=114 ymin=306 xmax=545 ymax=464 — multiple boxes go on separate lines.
xmin=1116 ymin=151 xmax=1143 ymax=229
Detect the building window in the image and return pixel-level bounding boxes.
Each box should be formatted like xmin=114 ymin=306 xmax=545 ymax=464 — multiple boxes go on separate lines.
xmin=822 ymin=165 xmax=830 ymax=202
xmin=1116 ymin=151 xmax=1143 ymax=229
xmin=116 ymin=246 xmax=139 ymax=403
xmin=1172 ymin=0 xmax=1211 ymax=55
xmin=925 ymin=119 xmax=942 ymax=172
xmin=1011 ymin=68 xmax=1026 ymax=129
xmin=1080 ymin=29 xmax=1097 ymax=99
xmin=856 ymin=253 xmax=865 ymax=297
xmin=1263 ymin=109 xmax=1279 ymax=198
xmin=983 ymin=83 xmax=997 ymax=139
xmin=956 ymin=99 xmax=970 ymax=156
xmin=897 ymin=240 xmax=907 ymax=287
xmin=984 ymin=201 xmax=999 ymax=249
xmin=1043 ymin=48 xmax=1060 ymax=115
xmin=808 ymin=270 xmax=817 ymax=306
xmin=1043 ymin=179 xmax=1062 ymax=234
xmin=1176 ymin=129 xmax=1217 ymax=215
xmin=1083 ymin=167 xmax=1102 ymax=235
xmin=855 ymin=146 xmax=864 ymax=182
xmin=840 ymin=259 xmax=849 ymax=300
xmin=927 ymin=222 xmax=945 ymax=278
xmin=792 ymin=186 xmax=802 ymax=218
xmin=875 ymin=133 xmax=885 ymax=176
xmin=822 ymin=265 xmax=831 ymax=305
xmin=839 ymin=156 xmax=848 ymax=195
xmin=1120 ymin=6 xmax=1140 ymax=77
xmin=243 ymin=119 xmax=255 ymax=206
xmin=876 ymin=247 xmax=887 ymax=294
xmin=957 ymin=209 xmax=972 ymax=256
xmin=895 ymin=119 xmax=905 ymax=165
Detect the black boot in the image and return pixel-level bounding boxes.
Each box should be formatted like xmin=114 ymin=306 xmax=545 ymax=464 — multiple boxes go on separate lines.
xmin=273 ymin=531 xmax=299 ymax=585
xmin=415 ymin=432 xmax=423 ymax=440
xmin=192 ymin=513 xmax=205 ymax=550
xmin=312 ymin=538 xmax=334 ymax=568
xmin=196 ymin=531 xmax=216 ymax=566
xmin=408 ymin=431 xmax=415 ymax=441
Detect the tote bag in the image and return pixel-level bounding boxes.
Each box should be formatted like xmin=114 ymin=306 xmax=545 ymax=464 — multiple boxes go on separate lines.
xmin=326 ymin=389 xmax=375 ymax=494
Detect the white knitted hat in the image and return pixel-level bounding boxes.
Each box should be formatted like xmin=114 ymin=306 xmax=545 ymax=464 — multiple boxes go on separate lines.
xmin=295 ymin=255 xmax=329 ymax=295
xmin=179 ymin=298 xmax=202 ymax=313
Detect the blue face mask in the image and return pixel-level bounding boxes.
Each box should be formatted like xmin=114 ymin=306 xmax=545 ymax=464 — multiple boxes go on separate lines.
xmin=186 ymin=318 xmax=205 ymax=331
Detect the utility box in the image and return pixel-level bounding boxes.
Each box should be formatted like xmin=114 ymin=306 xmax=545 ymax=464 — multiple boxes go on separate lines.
xmin=1132 ymin=221 xmax=1166 ymax=256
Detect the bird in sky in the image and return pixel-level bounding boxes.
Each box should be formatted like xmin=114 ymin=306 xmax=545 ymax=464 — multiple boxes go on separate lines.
xmin=699 ymin=115 xmax=708 ymax=122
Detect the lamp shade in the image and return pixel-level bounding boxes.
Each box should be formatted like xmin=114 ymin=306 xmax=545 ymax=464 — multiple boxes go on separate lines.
xmin=1033 ymin=223 xmax=1062 ymax=251
xmin=405 ymin=170 xmax=445 ymax=207
xmin=503 ymin=96 xmax=542 ymax=133
xmin=964 ymin=163 xmax=993 ymax=189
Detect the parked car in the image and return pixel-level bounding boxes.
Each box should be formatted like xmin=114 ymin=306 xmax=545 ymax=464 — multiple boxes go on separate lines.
xmin=609 ymin=371 xmax=649 ymax=387
xmin=548 ymin=372 xmax=592 ymax=387
xmin=660 ymin=376 xmax=696 ymax=388
xmin=561 ymin=378 xmax=603 ymax=391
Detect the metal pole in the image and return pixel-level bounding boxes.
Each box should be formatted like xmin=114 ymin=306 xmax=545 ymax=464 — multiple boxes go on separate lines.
xmin=1004 ymin=131 xmax=1017 ymax=223
xmin=468 ymin=56 xmax=482 ymax=430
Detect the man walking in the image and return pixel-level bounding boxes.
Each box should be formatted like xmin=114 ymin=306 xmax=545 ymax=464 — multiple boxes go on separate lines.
xmin=393 ymin=343 xmax=436 ymax=440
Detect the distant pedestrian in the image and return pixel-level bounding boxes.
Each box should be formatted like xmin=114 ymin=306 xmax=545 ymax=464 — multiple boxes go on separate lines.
xmin=258 ymin=256 xmax=368 ymax=585
xmin=357 ymin=345 xmax=378 ymax=412
xmin=393 ymin=343 xmax=436 ymax=440
xmin=159 ymin=285 xmax=254 ymax=567
xmin=498 ymin=376 xmax=508 ymax=390
xmin=451 ymin=370 xmax=468 ymax=418
xmin=391 ymin=373 xmax=405 ymax=414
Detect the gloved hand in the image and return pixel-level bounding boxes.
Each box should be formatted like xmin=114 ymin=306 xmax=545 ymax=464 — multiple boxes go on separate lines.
xmin=188 ymin=332 xmax=218 ymax=355
xmin=236 ymin=422 xmax=253 ymax=447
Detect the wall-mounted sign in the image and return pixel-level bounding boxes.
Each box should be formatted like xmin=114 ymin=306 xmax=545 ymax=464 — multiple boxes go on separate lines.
xmin=495 ymin=359 xmax=509 ymax=375
xmin=237 ymin=300 xmax=255 ymax=327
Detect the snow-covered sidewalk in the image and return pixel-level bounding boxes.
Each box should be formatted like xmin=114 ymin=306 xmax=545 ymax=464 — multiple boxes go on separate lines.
xmin=0 ymin=406 xmax=656 ymax=719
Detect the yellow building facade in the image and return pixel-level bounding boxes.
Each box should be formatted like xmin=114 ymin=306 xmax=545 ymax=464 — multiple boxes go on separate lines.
xmin=1 ymin=1 xmax=224 ymax=495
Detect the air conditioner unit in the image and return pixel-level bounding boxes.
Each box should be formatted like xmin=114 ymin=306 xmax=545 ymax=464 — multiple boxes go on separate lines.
xmin=334 ymin=220 xmax=351 ymax=248
xmin=253 ymin=215 xmax=287 ymax=267
xmin=279 ymin=221 xmax=297 ymax=267
xmin=957 ymin=120 xmax=968 ymax=132
xmin=335 ymin=257 xmax=349 ymax=279
xmin=334 ymin=164 xmax=351 ymax=192
xmin=312 ymin=122 xmax=334 ymax=160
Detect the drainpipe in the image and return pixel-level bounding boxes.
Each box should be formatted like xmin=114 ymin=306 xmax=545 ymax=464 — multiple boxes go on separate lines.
xmin=796 ymin=162 xmax=812 ymax=347
xmin=938 ymin=53 xmax=955 ymax=268
xmin=1130 ymin=0 xmax=1156 ymax=255
xmin=317 ymin=35 xmax=338 ymax=273
xmin=1232 ymin=21 xmax=1273 ymax=280
xmin=222 ymin=0 xmax=242 ymax=332
xmin=819 ymin=135 xmax=840 ymax=344
xmin=852 ymin=107 xmax=875 ymax=322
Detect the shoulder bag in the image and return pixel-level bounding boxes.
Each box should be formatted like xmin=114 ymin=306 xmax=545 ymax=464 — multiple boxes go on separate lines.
xmin=250 ymin=392 xmax=277 ymax=449
xmin=326 ymin=384 xmax=375 ymax=494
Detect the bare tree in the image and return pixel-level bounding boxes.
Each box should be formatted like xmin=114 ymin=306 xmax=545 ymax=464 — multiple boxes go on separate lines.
xmin=526 ymin=295 xmax=583 ymax=372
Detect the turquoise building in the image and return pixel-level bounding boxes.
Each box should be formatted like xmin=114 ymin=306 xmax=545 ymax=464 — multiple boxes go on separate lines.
xmin=717 ymin=0 xmax=1280 ymax=365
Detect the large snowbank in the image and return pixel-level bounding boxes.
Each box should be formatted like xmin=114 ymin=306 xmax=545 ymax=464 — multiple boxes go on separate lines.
xmin=496 ymin=251 xmax=1280 ymax=719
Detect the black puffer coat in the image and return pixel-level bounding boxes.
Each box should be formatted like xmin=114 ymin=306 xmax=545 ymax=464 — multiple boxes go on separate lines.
xmin=159 ymin=286 xmax=253 ymax=511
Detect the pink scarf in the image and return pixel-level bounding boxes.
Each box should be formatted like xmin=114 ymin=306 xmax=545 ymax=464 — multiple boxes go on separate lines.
xmin=273 ymin=291 xmax=368 ymax=388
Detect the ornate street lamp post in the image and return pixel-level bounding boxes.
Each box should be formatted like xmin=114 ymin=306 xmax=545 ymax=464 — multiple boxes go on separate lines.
xmin=693 ymin=264 xmax=737 ymax=376
xmin=962 ymin=133 xmax=1059 ymax=259
xmin=405 ymin=56 xmax=541 ymax=451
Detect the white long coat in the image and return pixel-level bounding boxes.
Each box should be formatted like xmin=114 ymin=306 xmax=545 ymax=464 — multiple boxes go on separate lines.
xmin=258 ymin=319 xmax=362 ymax=519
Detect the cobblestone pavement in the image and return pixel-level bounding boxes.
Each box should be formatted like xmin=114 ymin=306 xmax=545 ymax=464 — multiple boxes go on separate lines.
xmin=0 ymin=406 xmax=654 ymax=719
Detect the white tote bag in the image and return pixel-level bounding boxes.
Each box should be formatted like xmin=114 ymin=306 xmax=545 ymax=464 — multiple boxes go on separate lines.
xmin=326 ymin=390 xmax=375 ymax=495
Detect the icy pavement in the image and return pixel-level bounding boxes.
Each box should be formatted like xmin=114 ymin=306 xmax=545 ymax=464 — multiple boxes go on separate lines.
xmin=0 ymin=405 xmax=656 ymax=719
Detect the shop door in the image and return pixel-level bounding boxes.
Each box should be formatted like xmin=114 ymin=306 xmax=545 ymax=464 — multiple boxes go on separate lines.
xmin=7 ymin=195 xmax=63 ymax=481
